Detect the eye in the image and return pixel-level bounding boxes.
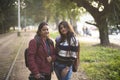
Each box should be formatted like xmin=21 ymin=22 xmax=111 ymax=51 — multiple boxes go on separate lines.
xmin=60 ymin=26 xmax=64 ymax=30
xmin=60 ymin=27 xmax=62 ymax=30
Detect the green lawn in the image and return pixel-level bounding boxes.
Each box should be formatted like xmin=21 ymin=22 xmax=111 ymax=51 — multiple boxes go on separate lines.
xmin=80 ymin=43 xmax=120 ymax=80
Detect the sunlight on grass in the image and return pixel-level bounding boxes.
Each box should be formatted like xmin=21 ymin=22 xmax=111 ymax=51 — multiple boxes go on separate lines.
xmin=80 ymin=43 xmax=120 ymax=80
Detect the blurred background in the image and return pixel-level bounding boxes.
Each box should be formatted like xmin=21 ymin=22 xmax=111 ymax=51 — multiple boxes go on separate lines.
xmin=0 ymin=0 xmax=120 ymax=80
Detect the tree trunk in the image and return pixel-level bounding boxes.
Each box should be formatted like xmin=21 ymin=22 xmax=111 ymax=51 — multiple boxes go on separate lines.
xmin=55 ymin=16 xmax=59 ymax=30
xmin=73 ymin=20 xmax=78 ymax=34
xmin=97 ymin=20 xmax=110 ymax=46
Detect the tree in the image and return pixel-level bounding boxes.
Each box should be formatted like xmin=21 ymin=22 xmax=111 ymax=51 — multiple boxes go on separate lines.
xmin=52 ymin=0 xmax=83 ymax=31
xmin=0 ymin=0 xmax=17 ymax=33
xmin=22 ymin=0 xmax=83 ymax=31
xmin=24 ymin=0 xmax=46 ymax=24
xmin=59 ymin=0 xmax=82 ymax=33
xmin=70 ymin=0 xmax=120 ymax=46
xmin=107 ymin=0 xmax=120 ymax=30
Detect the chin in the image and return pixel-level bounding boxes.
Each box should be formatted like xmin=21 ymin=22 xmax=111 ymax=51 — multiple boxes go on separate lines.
xmin=63 ymin=32 xmax=67 ymax=35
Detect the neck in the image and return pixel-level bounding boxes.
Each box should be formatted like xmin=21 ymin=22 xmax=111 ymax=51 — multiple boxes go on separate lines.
xmin=41 ymin=36 xmax=47 ymax=41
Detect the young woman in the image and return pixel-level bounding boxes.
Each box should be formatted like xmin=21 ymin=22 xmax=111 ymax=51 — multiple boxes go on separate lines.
xmin=27 ymin=22 xmax=55 ymax=80
xmin=54 ymin=21 xmax=80 ymax=80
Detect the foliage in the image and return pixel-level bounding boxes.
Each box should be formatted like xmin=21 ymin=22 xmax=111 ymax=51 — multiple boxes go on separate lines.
xmin=70 ymin=0 xmax=120 ymax=46
xmin=80 ymin=43 xmax=120 ymax=80
xmin=0 ymin=0 xmax=17 ymax=33
xmin=23 ymin=0 xmax=84 ymax=31
xmin=24 ymin=0 xmax=45 ymax=24
xmin=108 ymin=0 xmax=120 ymax=26
xmin=49 ymin=31 xmax=59 ymax=39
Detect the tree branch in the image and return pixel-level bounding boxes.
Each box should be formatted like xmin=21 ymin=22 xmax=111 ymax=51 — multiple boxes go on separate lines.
xmin=85 ymin=21 xmax=97 ymax=26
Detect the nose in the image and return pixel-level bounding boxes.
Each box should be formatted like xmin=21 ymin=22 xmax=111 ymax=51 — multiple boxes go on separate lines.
xmin=60 ymin=27 xmax=66 ymax=30
xmin=46 ymin=30 xmax=49 ymax=33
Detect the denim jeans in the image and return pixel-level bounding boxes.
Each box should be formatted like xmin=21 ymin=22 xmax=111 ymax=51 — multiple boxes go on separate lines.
xmin=54 ymin=62 xmax=72 ymax=80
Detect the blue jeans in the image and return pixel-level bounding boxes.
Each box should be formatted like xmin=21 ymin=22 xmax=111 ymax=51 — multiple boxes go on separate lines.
xmin=54 ymin=62 xmax=72 ymax=80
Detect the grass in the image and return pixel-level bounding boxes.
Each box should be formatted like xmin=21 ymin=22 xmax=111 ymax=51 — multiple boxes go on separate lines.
xmin=80 ymin=43 xmax=120 ymax=80
xmin=49 ymin=31 xmax=59 ymax=39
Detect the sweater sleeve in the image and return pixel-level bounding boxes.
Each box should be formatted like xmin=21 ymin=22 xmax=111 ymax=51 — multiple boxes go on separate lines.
xmin=27 ymin=39 xmax=39 ymax=75
xmin=50 ymin=43 xmax=56 ymax=61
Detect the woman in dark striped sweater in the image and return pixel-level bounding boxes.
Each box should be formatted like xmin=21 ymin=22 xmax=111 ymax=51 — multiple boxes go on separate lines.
xmin=54 ymin=21 xmax=80 ymax=80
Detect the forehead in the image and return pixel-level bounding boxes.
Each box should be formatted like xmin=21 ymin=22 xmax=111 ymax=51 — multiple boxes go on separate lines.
xmin=60 ymin=24 xmax=65 ymax=28
xmin=41 ymin=25 xmax=49 ymax=29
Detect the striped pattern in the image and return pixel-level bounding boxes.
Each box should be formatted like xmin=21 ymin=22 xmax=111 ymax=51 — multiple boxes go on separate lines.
xmin=57 ymin=37 xmax=79 ymax=58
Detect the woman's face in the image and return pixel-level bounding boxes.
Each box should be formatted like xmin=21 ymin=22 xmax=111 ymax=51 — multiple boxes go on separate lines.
xmin=60 ymin=25 xmax=68 ymax=35
xmin=40 ymin=25 xmax=49 ymax=37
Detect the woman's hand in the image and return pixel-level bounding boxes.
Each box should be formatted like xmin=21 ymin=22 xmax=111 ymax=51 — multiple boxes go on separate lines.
xmin=61 ymin=66 xmax=69 ymax=78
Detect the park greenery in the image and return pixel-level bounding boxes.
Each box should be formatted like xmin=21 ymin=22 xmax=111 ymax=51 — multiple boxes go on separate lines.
xmin=80 ymin=42 xmax=120 ymax=80
xmin=0 ymin=0 xmax=120 ymax=45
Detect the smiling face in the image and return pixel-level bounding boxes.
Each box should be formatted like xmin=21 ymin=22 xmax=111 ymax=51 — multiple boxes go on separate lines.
xmin=59 ymin=24 xmax=68 ymax=35
xmin=40 ymin=25 xmax=49 ymax=38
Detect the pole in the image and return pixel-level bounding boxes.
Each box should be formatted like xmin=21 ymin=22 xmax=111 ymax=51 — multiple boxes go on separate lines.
xmin=17 ymin=0 xmax=20 ymax=36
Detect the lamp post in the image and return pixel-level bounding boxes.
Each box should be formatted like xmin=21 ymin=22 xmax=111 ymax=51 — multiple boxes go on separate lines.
xmin=17 ymin=0 xmax=20 ymax=36
xmin=21 ymin=2 xmax=26 ymax=31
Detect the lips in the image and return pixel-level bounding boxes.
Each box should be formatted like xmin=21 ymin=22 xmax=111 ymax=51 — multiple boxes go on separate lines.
xmin=62 ymin=30 xmax=67 ymax=34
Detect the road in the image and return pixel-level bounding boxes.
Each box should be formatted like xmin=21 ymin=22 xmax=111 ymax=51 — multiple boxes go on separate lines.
xmin=109 ymin=34 xmax=120 ymax=45
xmin=0 ymin=32 xmax=21 ymax=80
xmin=80 ymin=30 xmax=120 ymax=46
